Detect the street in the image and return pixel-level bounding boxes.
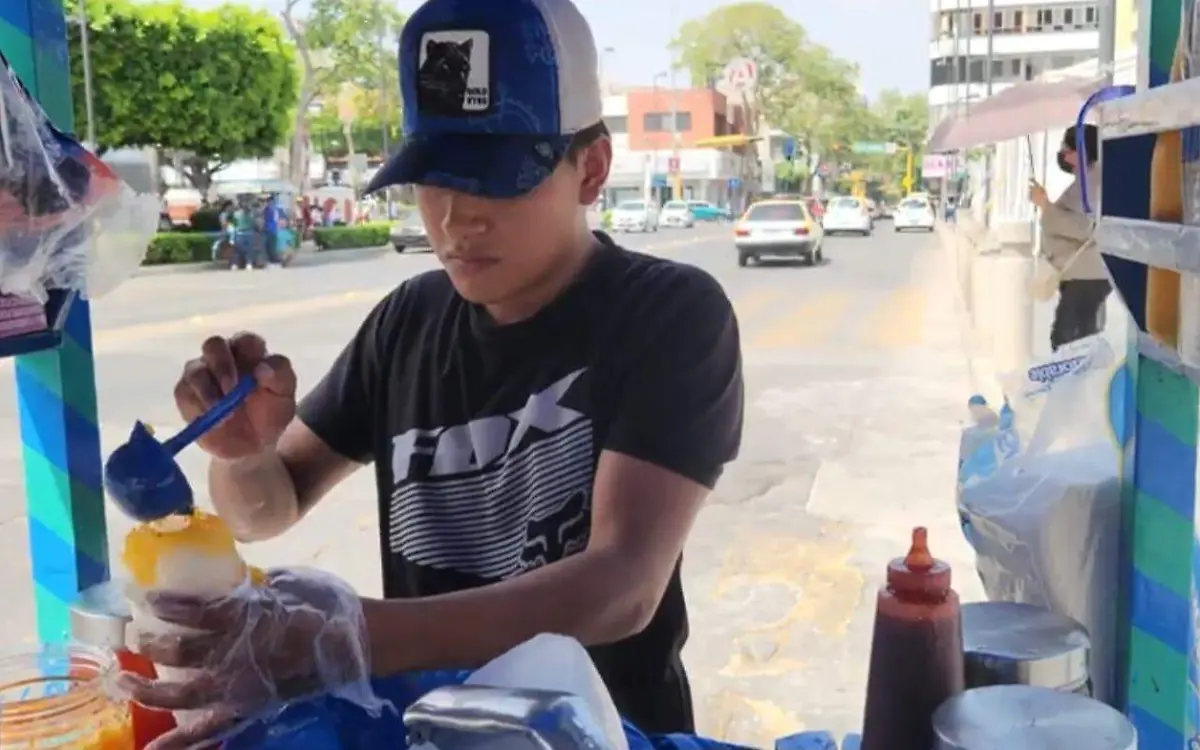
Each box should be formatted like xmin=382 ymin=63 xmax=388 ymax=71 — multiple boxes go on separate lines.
xmin=0 ymin=223 xmax=983 ymax=745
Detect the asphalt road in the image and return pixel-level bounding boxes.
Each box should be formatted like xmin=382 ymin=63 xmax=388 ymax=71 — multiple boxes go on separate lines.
xmin=0 ymin=221 xmax=984 ymax=745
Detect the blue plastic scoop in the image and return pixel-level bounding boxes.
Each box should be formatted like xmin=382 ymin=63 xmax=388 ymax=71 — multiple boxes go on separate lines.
xmin=103 ymin=376 xmax=257 ymax=522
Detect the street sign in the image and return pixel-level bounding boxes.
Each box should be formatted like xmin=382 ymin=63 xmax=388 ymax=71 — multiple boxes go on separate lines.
xmin=722 ymin=58 xmax=757 ymax=94
xmin=851 ymin=142 xmax=897 ymax=155
xmin=728 ymin=177 xmax=742 ymax=188
xmin=781 ymin=138 xmax=796 ymax=160
xmin=667 ymin=156 xmax=680 ymax=173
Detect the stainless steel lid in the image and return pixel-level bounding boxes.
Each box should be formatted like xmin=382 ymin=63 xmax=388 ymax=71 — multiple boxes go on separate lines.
xmin=70 ymin=579 xmax=132 ymax=650
xmin=933 ymin=685 xmax=1135 ymax=750
xmin=961 ymin=601 xmax=1090 ymax=691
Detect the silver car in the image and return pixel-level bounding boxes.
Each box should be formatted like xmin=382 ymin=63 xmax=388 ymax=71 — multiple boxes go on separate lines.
xmin=821 ymin=196 xmax=873 ymax=236
xmin=734 ymin=200 xmax=824 ymax=267
xmin=659 ymin=201 xmax=694 ymax=228
xmin=390 ymin=211 xmax=430 ymax=253
xmin=610 ymin=200 xmax=659 ymax=232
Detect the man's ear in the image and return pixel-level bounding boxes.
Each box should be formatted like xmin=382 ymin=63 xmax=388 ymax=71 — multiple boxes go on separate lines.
xmin=577 ymin=137 xmax=612 ymax=206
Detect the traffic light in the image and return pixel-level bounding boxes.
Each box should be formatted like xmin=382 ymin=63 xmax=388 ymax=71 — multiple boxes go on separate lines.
xmin=902 ymin=175 xmax=913 ymax=192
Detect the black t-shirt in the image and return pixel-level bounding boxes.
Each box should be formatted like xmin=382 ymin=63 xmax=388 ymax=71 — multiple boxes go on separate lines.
xmin=296 ymin=233 xmax=744 ymax=733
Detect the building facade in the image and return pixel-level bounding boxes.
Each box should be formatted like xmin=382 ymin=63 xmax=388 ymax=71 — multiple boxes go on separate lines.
xmin=927 ymin=0 xmax=1102 ymax=126
xmin=601 ymin=87 xmax=749 ymax=208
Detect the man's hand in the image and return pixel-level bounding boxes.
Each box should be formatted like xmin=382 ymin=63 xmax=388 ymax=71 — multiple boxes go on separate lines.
xmin=175 ymin=333 xmax=297 ymax=460
xmin=122 ymin=568 xmax=387 ymax=750
xmin=1029 ymin=180 xmax=1051 ymax=211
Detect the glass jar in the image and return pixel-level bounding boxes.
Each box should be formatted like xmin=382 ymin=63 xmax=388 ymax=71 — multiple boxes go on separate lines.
xmin=0 ymin=643 xmax=134 ymax=748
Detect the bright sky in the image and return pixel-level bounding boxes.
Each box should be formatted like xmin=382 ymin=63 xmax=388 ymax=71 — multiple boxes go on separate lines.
xmin=188 ymin=0 xmax=930 ymax=97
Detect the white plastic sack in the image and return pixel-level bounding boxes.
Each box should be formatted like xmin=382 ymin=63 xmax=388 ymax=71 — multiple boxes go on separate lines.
xmin=466 ymin=634 xmax=629 ymax=750
xmin=957 ymin=336 xmax=1123 ymax=705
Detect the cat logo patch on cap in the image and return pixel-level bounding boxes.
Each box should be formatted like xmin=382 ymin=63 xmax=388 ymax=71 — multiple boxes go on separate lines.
xmin=417 ymin=30 xmax=491 ymax=117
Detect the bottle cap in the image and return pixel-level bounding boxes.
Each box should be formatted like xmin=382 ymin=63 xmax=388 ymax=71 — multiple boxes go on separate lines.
xmin=887 ymin=527 xmax=951 ymax=595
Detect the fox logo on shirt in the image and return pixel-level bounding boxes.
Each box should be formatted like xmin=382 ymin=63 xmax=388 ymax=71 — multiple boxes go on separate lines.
xmin=389 ymin=369 xmax=586 ymax=481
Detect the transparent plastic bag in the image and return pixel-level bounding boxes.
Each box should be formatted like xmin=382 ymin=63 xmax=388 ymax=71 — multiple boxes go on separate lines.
xmin=0 ymin=49 xmax=156 ymax=302
xmin=122 ymin=567 xmax=390 ymax=749
xmin=956 ymin=335 xmax=1123 ymax=704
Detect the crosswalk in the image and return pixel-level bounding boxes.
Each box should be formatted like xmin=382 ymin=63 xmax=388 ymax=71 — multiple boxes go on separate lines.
xmin=732 ymin=285 xmax=934 ymax=351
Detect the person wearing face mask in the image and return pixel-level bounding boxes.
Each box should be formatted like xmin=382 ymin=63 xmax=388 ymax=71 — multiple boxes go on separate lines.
xmin=1029 ymin=124 xmax=1111 ymax=351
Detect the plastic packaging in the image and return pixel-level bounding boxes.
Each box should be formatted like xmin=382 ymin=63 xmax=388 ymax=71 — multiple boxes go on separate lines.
xmin=0 ymin=643 xmax=134 ymax=748
xmin=957 ymin=336 xmax=1123 ymax=704
xmin=124 ymin=564 xmax=386 ymax=749
xmin=465 ymin=633 xmax=630 ymax=750
xmin=861 ymin=528 xmax=965 ymax=750
xmin=0 ymin=49 xmax=157 ymax=303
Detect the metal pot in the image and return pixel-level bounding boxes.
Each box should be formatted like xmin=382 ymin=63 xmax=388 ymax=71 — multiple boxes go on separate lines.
xmin=961 ymin=601 xmax=1090 ymax=694
xmin=70 ymin=579 xmax=132 ymax=650
xmin=932 ymin=685 xmax=1135 ymax=750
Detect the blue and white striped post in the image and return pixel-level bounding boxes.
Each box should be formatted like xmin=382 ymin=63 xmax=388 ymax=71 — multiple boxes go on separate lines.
xmin=1 ymin=0 xmax=109 ymax=644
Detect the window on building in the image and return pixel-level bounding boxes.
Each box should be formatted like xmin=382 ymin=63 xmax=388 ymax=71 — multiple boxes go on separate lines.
xmin=993 ymin=11 xmax=1002 ymax=30
xmin=972 ymin=11 xmax=983 ymax=32
xmin=1051 ymin=55 xmax=1075 ymax=70
xmin=991 ymin=59 xmax=1004 ymax=79
xmin=1063 ymin=8 xmax=1074 ymax=25
xmin=602 ymin=115 xmax=627 ymax=133
xmin=1085 ymin=6 xmax=1097 ymax=24
xmin=1013 ymin=10 xmax=1023 ymax=29
xmin=642 ymin=111 xmax=692 ymax=132
xmin=968 ymin=59 xmax=984 ymax=82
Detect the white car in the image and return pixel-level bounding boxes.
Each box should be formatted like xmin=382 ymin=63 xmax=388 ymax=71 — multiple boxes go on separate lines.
xmin=893 ymin=197 xmax=935 ymax=232
xmin=660 ymin=201 xmax=694 ymax=228
xmin=821 ymin=196 xmax=873 ymax=236
xmin=610 ymin=200 xmax=659 ymax=232
xmin=734 ymin=200 xmax=824 ymax=266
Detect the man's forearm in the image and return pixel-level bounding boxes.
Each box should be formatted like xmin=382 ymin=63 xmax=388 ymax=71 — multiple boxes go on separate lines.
xmin=361 ymin=547 xmax=660 ymax=675
xmin=208 ymin=450 xmax=300 ymax=542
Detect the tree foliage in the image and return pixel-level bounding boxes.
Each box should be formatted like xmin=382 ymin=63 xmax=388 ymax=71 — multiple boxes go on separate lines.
xmin=282 ymin=0 xmax=406 ymax=182
xmin=67 ymin=0 xmax=298 ymax=191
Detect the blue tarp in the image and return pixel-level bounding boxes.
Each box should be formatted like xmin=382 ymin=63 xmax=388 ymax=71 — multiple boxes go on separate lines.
xmin=222 ymin=669 xmax=752 ymax=750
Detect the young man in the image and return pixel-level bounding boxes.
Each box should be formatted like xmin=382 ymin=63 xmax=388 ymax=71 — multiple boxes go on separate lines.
xmin=1030 ymin=124 xmax=1110 ymax=350
xmin=133 ymin=0 xmax=742 ymax=741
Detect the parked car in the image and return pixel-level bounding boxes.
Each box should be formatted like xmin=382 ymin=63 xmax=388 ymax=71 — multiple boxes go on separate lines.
xmin=733 ymin=199 xmax=824 ymax=267
xmin=660 ymin=200 xmax=694 ymax=228
xmin=390 ymin=211 xmax=430 ymax=252
xmin=610 ymin=200 xmax=659 ymax=232
xmin=821 ymin=196 xmax=873 ymax=236
xmin=893 ymin=196 xmax=936 ymax=232
xmin=686 ymin=200 xmax=730 ymax=222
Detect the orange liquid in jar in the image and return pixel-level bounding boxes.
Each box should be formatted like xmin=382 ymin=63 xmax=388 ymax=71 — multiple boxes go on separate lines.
xmin=0 ymin=645 xmax=135 ymax=748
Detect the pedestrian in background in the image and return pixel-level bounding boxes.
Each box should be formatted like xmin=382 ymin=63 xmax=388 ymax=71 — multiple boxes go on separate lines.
xmin=1029 ymin=124 xmax=1110 ymax=351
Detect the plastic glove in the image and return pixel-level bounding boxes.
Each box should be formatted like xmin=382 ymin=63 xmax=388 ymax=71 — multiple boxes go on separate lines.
xmin=119 ymin=567 xmax=390 ymax=750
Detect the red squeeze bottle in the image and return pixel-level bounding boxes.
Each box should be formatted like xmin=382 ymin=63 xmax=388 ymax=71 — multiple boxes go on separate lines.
xmin=861 ymin=527 xmax=965 ymax=750
xmin=116 ymin=648 xmax=177 ymax=748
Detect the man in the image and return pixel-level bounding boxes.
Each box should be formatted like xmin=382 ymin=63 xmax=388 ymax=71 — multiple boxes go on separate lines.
xmin=262 ymin=195 xmax=281 ymax=265
xmin=129 ymin=0 xmax=743 ymax=743
xmin=1030 ymin=124 xmax=1110 ymax=351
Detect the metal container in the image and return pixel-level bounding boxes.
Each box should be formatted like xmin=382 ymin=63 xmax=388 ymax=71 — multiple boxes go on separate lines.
xmin=961 ymin=601 xmax=1090 ymax=693
xmin=70 ymin=579 xmax=132 ymax=650
xmin=932 ymin=685 xmax=1135 ymax=750
xmin=404 ymin=685 xmax=613 ymax=750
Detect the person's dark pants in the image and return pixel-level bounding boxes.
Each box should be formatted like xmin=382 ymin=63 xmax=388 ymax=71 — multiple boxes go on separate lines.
xmin=264 ymin=229 xmax=279 ymax=264
xmin=1051 ymin=279 xmax=1112 ymax=351
xmin=233 ymin=232 xmax=253 ymax=269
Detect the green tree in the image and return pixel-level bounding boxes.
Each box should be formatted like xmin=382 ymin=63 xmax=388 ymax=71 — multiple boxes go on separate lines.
xmin=669 ymin=2 xmax=861 ymax=189
xmin=67 ymin=0 xmax=298 ymax=192
xmin=853 ymin=90 xmax=929 ymax=191
xmin=281 ymin=0 xmax=406 ymax=186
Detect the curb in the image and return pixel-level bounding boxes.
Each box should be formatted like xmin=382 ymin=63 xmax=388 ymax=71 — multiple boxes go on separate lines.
xmin=134 ymin=245 xmax=395 ymax=277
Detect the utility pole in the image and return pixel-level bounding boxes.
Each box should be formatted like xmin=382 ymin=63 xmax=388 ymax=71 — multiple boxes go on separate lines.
xmin=374 ymin=0 xmax=394 ymax=217
xmin=1098 ymin=0 xmax=1116 ymax=83
xmin=78 ymin=0 xmax=97 ymax=147
xmin=669 ymin=66 xmax=681 ymax=201
xmin=983 ymin=0 xmax=994 ymax=223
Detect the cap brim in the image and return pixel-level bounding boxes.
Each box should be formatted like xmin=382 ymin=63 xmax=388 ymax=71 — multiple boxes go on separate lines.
xmin=365 ymin=133 xmax=572 ymax=199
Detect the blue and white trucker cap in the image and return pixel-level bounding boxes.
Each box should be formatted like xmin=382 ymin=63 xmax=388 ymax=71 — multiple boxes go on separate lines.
xmin=365 ymin=0 xmax=603 ymax=198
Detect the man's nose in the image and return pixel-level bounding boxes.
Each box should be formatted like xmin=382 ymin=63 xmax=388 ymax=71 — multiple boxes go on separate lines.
xmin=440 ymin=195 xmax=488 ymax=238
